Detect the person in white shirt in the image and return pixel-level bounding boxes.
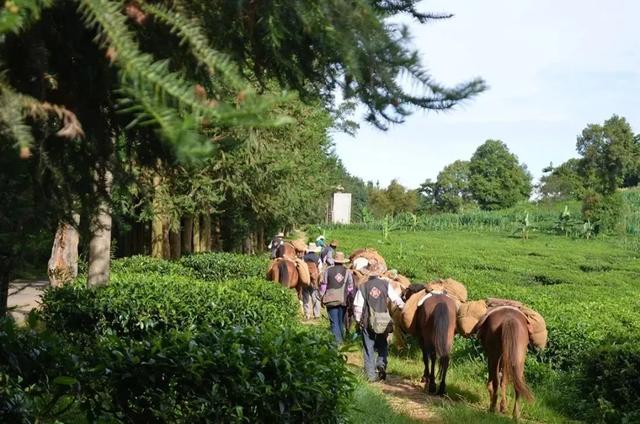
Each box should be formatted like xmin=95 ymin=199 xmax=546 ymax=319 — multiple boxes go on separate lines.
xmin=354 ymin=271 xmax=405 ymax=381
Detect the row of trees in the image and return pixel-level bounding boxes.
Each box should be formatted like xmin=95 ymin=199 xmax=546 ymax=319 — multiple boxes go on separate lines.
xmin=0 ymin=0 xmax=484 ymax=312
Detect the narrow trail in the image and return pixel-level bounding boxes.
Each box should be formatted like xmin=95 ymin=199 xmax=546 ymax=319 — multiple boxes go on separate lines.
xmin=344 ymin=351 xmax=446 ymax=423
xmin=7 ymin=279 xmax=48 ymax=323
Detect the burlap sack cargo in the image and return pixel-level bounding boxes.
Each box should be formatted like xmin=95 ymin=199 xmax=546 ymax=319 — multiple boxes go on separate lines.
xmin=456 ymin=299 xmax=488 ymax=336
xmin=521 ymin=306 xmax=548 ymax=348
xmin=426 ymin=278 xmax=468 ymax=304
xmin=486 ymin=298 xmax=523 ymax=309
xmin=290 ymin=239 xmax=307 ymax=253
xmin=401 ymin=289 xmax=427 ymax=336
xmin=383 ymin=271 xmax=411 ymax=289
xmin=294 ymin=258 xmax=311 ymax=285
xmin=349 ymin=248 xmax=387 ymax=276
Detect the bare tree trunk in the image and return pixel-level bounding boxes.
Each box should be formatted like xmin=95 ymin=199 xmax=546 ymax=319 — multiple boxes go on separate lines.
xmin=0 ymin=254 xmax=14 ymax=316
xmin=211 ymin=217 xmax=221 ymax=251
xmin=193 ymin=215 xmax=201 ymax=253
xmin=162 ymin=219 xmax=171 ymax=259
xmin=88 ymin=169 xmax=113 ymax=288
xmin=151 ymin=214 xmax=164 ymax=258
xmin=257 ymin=225 xmax=265 ymax=252
xmin=200 ymin=215 xmax=211 ymax=252
xmin=182 ymin=216 xmax=193 ymax=254
xmin=170 ymin=226 xmax=181 ymax=259
xmin=47 ymin=213 xmax=80 ymax=287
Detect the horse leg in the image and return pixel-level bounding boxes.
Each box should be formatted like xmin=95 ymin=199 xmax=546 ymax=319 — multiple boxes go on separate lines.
xmin=488 ymin=356 xmax=499 ymax=413
xmin=428 ymin=350 xmax=437 ymax=394
xmin=437 ymin=355 xmax=449 ymax=396
xmin=421 ymin=342 xmax=430 ymax=387
xmin=513 ymin=389 xmax=521 ymax=421
xmin=499 ymin=362 xmax=508 ymax=413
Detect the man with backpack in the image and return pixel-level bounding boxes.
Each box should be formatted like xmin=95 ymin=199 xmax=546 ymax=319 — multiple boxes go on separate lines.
xmin=319 ymin=251 xmax=354 ymax=344
xmin=320 ymin=239 xmax=338 ymax=267
xmin=353 ymin=270 xmax=405 ymax=382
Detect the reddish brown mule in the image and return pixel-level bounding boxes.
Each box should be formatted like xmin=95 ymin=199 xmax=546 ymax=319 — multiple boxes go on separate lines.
xmin=267 ymin=258 xmax=302 ymax=299
xmin=305 ymin=260 xmax=320 ymax=289
xmin=416 ymin=293 xmax=457 ymax=395
xmin=275 ymin=242 xmax=296 ymax=259
xmin=476 ymin=307 xmax=533 ymax=420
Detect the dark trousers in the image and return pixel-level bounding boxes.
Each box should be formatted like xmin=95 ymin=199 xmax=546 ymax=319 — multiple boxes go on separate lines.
xmin=361 ymin=327 xmax=388 ymax=381
xmin=327 ymin=305 xmax=345 ymax=344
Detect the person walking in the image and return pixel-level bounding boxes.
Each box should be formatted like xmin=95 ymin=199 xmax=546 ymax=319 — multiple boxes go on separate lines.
xmin=302 ymin=243 xmax=322 ymax=320
xmin=320 ymin=239 xmax=338 ymax=267
xmin=354 ymin=269 xmax=405 ymax=382
xmin=320 ymin=251 xmax=353 ymax=344
xmin=268 ymin=232 xmax=285 ymax=259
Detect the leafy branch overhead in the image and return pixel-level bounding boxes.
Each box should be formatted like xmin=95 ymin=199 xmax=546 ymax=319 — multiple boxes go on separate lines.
xmin=0 ymin=0 xmax=485 ymax=158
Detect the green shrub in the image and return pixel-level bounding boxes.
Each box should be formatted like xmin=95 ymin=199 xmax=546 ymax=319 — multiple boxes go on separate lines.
xmin=0 ymin=318 xmax=79 ymax=423
xmin=581 ymin=191 xmax=626 ymax=234
xmin=78 ymin=326 xmax=353 ymax=423
xmin=1 ymin=318 xmax=354 ymax=423
xmin=578 ymin=342 xmax=640 ymax=423
xmin=179 ymin=252 xmax=269 ymax=281
xmin=111 ymin=255 xmax=191 ymax=276
xmin=41 ymin=274 xmax=299 ymax=338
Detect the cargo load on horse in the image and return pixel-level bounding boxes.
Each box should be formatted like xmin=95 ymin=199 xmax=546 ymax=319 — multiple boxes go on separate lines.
xmin=293 ymin=257 xmax=311 ymax=285
xmin=349 ymin=248 xmax=387 ymax=278
xmin=425 ymin=278 xmax=468 ymax=304
xmin=456 ymin=298 xmax=548 ymax=348
xmin=400 ymin=278 xmax=469 ymax=337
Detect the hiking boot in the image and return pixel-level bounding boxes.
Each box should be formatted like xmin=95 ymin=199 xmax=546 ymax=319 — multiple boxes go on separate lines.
xmin=376 ymin=365 xmax=386 ymax=381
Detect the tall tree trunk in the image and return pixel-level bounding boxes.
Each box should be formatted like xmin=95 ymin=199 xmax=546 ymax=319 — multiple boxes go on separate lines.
xmin=257 ymin=225 xmax=265 ymax=253
xmin=162 ymin=219 xmax=171 ymax=259
xmin=0 ymin=254 xmax=14 ymax=316
xmin=200 ymin=215 xmax=211 ymax=252
xmin=151 ymin=214 xmax=164 ymax=258
xmin=47 ymin=213 xmax=80 ymax=287
xmin=170 ymin=227 xmax=181 ymax=259
xmin=88 ymin=169 xmax=113 ymax=288
xmin=193 ymin=215 xmax=201 ymax=253
xmin=181 ymin=216 xmax=193 ymax=254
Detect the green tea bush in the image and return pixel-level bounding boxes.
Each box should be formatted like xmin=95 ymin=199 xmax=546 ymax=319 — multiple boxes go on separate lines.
xmin=41 ymin=274 xmax=299 ymax=338
xmin=578 ymin=342 xmax=640 ymax=423
xmin=79 ymin=326 xmax=353 ymax=423
xmin=0 ymin=318 xmax=78 ymax=423
xmin=111 ymin=255 xmax=191 ymax=276
xmin=179 ymin=252 xmax=269 ymax=281
xmin=1 ymin=318 xmax=354 ymax=423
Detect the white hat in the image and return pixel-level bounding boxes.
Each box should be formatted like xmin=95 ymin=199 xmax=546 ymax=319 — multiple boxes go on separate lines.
xmin=316 ymin=235 xmax=325 ymax=241
xmin=307 ymin=243 xmax=321 ymax=253
xmin=276 ymin=232 xmax=284 ymax=238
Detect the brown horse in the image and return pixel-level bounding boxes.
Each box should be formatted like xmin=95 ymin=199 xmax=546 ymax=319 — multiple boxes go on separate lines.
xmin=267 ymin=258 xmax=302 ymax=300
xmin=415 ymin=293 xmax=457 ymax=395
xmin=275 ymin=242 xmax=297 ymax=259
xmin=476 ymin=307 xmax=533 ymax=420
xmin=305 ymin=260 xmax=320 ymax=289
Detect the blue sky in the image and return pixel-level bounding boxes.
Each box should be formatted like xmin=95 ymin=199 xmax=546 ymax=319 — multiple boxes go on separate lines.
xmin=333 ymin=0 xmax=640 ymax=189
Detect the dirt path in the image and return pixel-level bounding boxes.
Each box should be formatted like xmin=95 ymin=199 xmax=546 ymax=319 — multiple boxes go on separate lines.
xmin=7 ymin=279 xmax=48 ymax=323
xmin=345 ymin=351 xmax=445 ymax=423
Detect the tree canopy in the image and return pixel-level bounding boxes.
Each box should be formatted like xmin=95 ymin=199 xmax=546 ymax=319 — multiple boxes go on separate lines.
xmin=468 ymin=140 xmax=532 ymax=210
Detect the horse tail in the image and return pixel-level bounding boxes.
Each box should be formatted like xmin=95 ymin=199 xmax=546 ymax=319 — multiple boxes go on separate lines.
xmin=278 ymin=260 xmax=289 ymax=288
xmin=433 ymin=301 xmax=452 ymax=358
xmin=501 ymin=318 xmax=533 ymax=402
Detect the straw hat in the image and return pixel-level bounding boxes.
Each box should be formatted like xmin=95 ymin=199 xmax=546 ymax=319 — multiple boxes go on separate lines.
xmin=275 ymin=232 xmax=284 ymax=238
xmin=334 ymin=251 xmax=350 ymax=264
xmin=329 ymin=240 xmax=338 ymax=247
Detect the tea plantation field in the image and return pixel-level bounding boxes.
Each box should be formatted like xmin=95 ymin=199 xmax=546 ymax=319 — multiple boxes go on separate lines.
xmin=329 ymin=228 xmax=640 ymax=423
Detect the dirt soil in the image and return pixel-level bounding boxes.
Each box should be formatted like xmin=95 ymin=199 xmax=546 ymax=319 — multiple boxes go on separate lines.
xmin=7 ymin=279 xmax=48 ymax=323
xmin=345 ymin=351 xmax=446 ymax=423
